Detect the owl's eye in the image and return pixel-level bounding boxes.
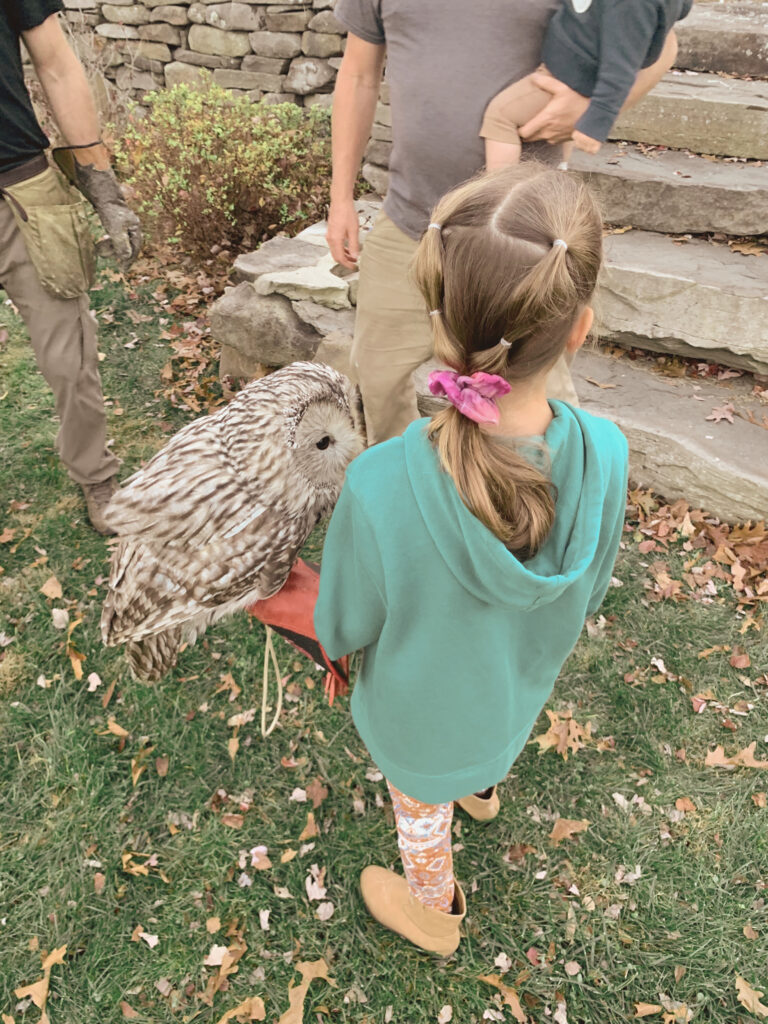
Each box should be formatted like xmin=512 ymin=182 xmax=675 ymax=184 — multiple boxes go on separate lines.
xmin=316 ymin=436 xmax=331 ymax=450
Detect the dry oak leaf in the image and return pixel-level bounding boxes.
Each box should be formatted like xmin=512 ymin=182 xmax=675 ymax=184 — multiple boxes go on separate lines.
xmin=40 ymin=575 xmax=62 ymax=600
xmin=706 ymin=402 xmax=735 ymax=424
xmin=550 ymin=818 xmax=590 ymax=846
xmin=120 ymin=1001 xmax=140 ymax=1019
xmin=533 ymin=709 xmax=593 ymax=760
xmin=299 ymin=811 xmax=319 ymax=841
xmin=705 ymin=742 xmax=768 ymax=769
xmin=674 ymin=797 xmax=696 ymax=813
xmin=753 ymin=792 xmax=767 ymax=808
xmin=206 ymin=916 xmax=222 ymax=934
xmin=215 ymin=996 xmax=266 ymax=1024
xmin=736 ymin=975 xmax=768 ymax=1018
xmin=277 ymin=958 xmax=336 ymax=1024
xmin=478 ymin=974 xmax=526 ymax=1023
xmin=634 ymin=1005 xmax=663 ymax=1018
xmin=744 ymin=923 xmax=760 ymax=940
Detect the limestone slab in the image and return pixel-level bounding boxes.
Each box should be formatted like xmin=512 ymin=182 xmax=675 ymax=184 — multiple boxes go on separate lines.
xmin=264 ymin=9 xmax=312 ymax=31
xmin=187 ymin=23 xmax=250 ymax=55
xmin=95 ymin=23 xmax=140 ymax=38
xmin=189 ymin=2 xmax=264 ymax=31
xmin=172 ymin=46 xmax=240 ymax=68
xmin=150 ymin=5 xmax=189 ymax=24
xmin=570 ymin=144 xmax=768 ymax=236
xmin=293 ymin=299 xmax=356 ymax=336
xmin=211 ymin=285 xmax=320 ymax=364
xmin=164 ymin=60 xmax=206 ymax=86
xmin=611 ymin=72 xmax=768 ymax=160
xmin=362 ymin=162 xmax=389 ymax=196
xmin=213 ymin=68 xmax=281 ymax=90
xmin=102 ymin=4 xmax=149 ymax=24
xmin=676 ymin=3 xmax=768 ymax=77
xmin=248 ymin=30 xmax=302 ymax=58
xmin=138 ymin=22 xmax=183 ymax=44
xmin=232 ymin=236 xmax=324 ymax=282
xmin=301 ymin=30 xmax=343 ymax=57
xmin=285 ymin=56 xmax=334 ymax=94
xmin=600 ymin=231 xmax=768 ymax=374
xmin=254 ymin=252 xmax=351 ymax=309
xmin=573 ymin=349 xmax=768 ymax=524
xmin=308 ymin=10 xmax=343 ymax=33
xmin=241 ymin=53 xmax=290 ymax=74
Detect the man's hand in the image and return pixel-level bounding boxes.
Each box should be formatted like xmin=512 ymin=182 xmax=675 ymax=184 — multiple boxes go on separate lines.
xmin=518 ymin=72 xmax=591 ymax=145
xmin=572 ymin=130 xmax=601 ymax=155
xmin=327 ymin=198 xmax=361 ymax=270
xmin=73 ymin=163 xmax=142 ymax=267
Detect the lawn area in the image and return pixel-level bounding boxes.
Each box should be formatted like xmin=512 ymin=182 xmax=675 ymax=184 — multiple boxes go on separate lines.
xmin=1 ymin=265 xmax=767 ymax=1024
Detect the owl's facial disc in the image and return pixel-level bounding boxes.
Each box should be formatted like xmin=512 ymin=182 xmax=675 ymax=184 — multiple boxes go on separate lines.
xmin=293 ymin=399 xmax=365 ymax=489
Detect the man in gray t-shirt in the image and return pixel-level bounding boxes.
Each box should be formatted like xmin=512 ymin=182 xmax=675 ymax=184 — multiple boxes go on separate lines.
xmin=328 ymin=0 xmax=590 ymax=444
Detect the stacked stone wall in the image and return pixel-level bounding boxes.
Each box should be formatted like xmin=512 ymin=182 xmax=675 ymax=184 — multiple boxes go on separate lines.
xmin=61 ymin=0 xmax=353 ymax=111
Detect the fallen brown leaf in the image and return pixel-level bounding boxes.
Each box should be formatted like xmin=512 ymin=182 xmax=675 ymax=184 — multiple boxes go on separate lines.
xmin=215 ymin=996 xmax=267 ymax=1024
xmin=120 ymin=1001 xmax=140 ymax=1019
xmin=533 ymin=710 xmax=594 ymax=760
xmin=705 ymin=742 xmax=768 ymax=769
xmin=299 ymin=811 xmax=318 ymax=841
xmin=634 ymin=1004 xmax=662 ymax=1018
xmin=478 ymin=974 xmax=526 ymax=1023
xmin=39 ymin=575 xmax=62 ymax=600
xmin=550 ymin=818 xmax=590 ymax=846
xmin=736 ymin=975 xmax=768 ymax=1018
xmin=744 ymin=924 xmax=759 ymax=940
xmin=276 ymin=959 xmax=336 ymax=1024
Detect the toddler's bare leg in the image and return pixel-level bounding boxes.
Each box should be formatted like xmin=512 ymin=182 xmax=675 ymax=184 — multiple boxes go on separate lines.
xmin=481 ymin=72 xmax=554 ymax=171
xmin=622 ymin=30 xmax=678 ymax=112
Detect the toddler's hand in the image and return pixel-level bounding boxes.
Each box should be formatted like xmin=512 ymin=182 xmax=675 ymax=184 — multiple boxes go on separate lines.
xmin=572 ymin=131 xmax=601 ymax=155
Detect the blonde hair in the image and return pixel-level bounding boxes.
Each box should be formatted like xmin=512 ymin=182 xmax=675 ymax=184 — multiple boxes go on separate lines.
xmin=412 ymin=164 xmax=603 ymax=559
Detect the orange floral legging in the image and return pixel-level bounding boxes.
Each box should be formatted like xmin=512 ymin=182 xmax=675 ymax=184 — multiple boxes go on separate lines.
xmin=387 ymin=781 xmax=454 ymax=912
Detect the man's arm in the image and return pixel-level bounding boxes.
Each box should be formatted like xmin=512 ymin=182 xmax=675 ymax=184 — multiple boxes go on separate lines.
xmin=327 ymin=33 xmax=385 ymax=269
xmin=23 ymin=13 xmax=109 ymax=170
xmin=23 ymin=12 xmax=141 ymax=265
xmin=517 ymin=74 xmax=590 ymax=147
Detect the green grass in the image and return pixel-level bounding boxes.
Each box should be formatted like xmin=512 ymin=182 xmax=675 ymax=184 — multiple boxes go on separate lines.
xmin=1 ymin=269 xmax=767 ymax=1023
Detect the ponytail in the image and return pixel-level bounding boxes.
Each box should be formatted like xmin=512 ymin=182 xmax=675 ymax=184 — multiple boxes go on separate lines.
xmin=412 ymin=164 xmax=603 ymax=559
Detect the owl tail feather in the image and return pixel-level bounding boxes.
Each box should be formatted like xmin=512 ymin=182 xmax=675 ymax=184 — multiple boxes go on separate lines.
xmin=126 ymin=627 xmax=183 ymax=681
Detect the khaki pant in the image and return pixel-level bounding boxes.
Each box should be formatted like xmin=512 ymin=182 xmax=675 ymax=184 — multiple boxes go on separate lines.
xmin=0 ymin=177 xmax=119 ymax=486
xmin=351 ymin=212 xmax=579 ymax=445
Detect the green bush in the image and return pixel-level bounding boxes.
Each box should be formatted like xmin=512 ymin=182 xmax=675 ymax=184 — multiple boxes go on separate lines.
xmin=115 ymin=76 xmax=334 ymax=256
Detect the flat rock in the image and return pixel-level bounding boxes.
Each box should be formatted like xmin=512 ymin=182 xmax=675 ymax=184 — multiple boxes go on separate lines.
xmin=570 ymin=143 xmax=768 ymax=236
xmin=254 ymin=252 xmax=351 ymax=309
xmin=172 ymin=46 xmax=241 ymax=68
xmin=676 ymin=3 xmax=768 ymax=77
xmin=611 ymin=71 xmax=768 ymax=159
xmin=187 ymin=23 xmax=250 ymax=56
xmin=285 ymin=55 xmax=335 ymax=94
xmin=573 ymin=349 xmax=768 ymax=524
xmin=233 ymin=236 xmax=328 ymax=282
xmin=164 ymin=60 xmax=206 ymax=86
xmin=248 ymin=30 xmax=301 ymax=58
xmin=313 ymin=330 xmax=354 ymax=378
xmin=102 ymin=4 xmax=149 ymax=23
xmin=293 ymin=299 xmax=356 ymax=336
xmin=210 ymin=284 xmax=319 ymax=364
xmin=600 ymin=231 xmax=768 ymax=374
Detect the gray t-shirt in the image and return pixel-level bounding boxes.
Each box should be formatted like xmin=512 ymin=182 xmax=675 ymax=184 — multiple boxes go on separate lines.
xmin=336 ymin=0 xmax=561 ymax=239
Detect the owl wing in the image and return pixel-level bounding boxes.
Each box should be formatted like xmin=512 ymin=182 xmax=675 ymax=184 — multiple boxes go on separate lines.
xmin=101 ymin=504 xmax=309 ymax=645
xmin=105 ymin=416 xmax=269 ymax=549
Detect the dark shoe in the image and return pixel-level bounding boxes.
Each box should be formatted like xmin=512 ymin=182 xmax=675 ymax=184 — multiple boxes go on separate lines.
xmin=81 ymin=476 xmax=119 ymax=535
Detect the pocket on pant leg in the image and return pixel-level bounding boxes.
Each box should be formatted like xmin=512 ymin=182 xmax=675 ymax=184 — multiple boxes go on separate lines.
xmin=5 ymin=169 xmax=96 ymax=299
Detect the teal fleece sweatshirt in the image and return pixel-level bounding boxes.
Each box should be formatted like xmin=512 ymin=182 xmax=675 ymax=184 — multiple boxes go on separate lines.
xmin=315 ymin=402 xmax=629 ymax=805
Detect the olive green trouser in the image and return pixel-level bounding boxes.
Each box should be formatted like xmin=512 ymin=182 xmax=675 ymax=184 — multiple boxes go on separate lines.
xmin=0 ymin=169 xmax=119 ymax=486
xmin=351 ymin=211 xmax=579 ymax=445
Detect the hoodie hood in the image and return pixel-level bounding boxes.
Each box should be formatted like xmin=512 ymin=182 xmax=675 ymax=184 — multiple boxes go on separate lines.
xmin=403 ymin=403 xmax=611 ymax=610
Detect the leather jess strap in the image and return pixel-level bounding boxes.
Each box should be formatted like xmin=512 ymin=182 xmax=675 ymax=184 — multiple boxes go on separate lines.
xmin=0 ymin=152 xmax=50 ymax=222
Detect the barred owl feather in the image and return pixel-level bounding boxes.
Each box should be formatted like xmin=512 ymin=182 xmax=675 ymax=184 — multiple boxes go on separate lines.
xmin=101 ymin=362 xmax=365 ymax=679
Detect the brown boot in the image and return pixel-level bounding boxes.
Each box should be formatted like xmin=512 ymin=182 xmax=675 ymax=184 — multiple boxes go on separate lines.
xmin=81 ymin=476 xmax=119 ymax=535
xmin=456 ymin=786 xmax=500 ymax=822
xmin=360 ymin=865 xmax=466 ymax=955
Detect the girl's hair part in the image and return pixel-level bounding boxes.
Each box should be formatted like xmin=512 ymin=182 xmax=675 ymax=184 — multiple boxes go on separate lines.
xmin=412 ymin=163 xmax=603 ymax=559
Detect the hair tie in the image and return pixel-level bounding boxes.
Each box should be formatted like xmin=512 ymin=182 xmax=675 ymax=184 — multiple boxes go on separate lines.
xmin=428 ymin=309 xmax=441 ymax=317
xmin=499 ymin=338 xmax=512 ymax=349
xmin=553 ymin=239 xmax=568 ymax=251
xmin=427 ymin=370 xmax=511 ymax=425
xmin=428 ymin=222 xmax=442 ymax=231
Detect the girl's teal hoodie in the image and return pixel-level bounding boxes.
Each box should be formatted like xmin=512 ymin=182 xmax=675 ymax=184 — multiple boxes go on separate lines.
xmin=315 ymin=402 xmax=628 ymax=805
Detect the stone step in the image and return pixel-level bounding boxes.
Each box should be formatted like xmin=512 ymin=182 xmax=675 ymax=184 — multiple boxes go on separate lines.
xmin=573 ymin=349 xmax=768 ymax=524
xmin=600 ymin=231 xmax=768 ymax=374
xmin=676 ymin=2 xmax=768 ymax=78
xmin=570 ymin=144 xmax=768 ymax=236
xmin=610 ymin=71 xmax=768 ymax=159
xmin=413 ymin=348 xmax=768 ymax=523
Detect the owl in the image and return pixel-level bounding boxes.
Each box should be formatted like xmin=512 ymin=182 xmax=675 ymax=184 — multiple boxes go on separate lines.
xmin=101 ymin=362 xmax=366 ymax=680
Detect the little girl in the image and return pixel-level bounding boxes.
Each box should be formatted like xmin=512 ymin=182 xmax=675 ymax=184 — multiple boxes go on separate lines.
xmin=481 ymin=0 xmax=693 ymax=170
xmin=314 ymin=164 xmax=628 ymax=955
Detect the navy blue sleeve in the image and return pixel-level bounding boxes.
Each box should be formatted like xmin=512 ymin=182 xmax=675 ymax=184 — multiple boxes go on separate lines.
xmin=576 ymin=0 xmax=662 ymax=143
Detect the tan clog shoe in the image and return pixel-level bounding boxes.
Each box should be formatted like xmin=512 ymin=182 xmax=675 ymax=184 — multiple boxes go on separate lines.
xmin=360 ymin=865 xmax=466 ymax=955
xmin=456 ymin=786 xmax=500 ymax=822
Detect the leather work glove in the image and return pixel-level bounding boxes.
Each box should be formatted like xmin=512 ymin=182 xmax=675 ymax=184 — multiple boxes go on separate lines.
xmin=72 ymin=162 xmax=142 ymax=268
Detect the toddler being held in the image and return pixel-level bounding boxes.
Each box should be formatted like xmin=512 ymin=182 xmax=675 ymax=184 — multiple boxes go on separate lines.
xmin=315 ymin=164 xmax=629 ymax=955
xmin=482 ymin=0 xmax=693 ymax=169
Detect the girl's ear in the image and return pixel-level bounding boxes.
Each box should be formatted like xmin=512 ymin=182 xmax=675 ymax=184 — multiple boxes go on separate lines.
xmin=565 ymin=305 xmax=594 ymax=353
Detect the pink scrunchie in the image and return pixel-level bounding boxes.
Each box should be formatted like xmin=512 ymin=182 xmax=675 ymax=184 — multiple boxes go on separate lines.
xmin=427 ymin=370 xmax=511 ymax=425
